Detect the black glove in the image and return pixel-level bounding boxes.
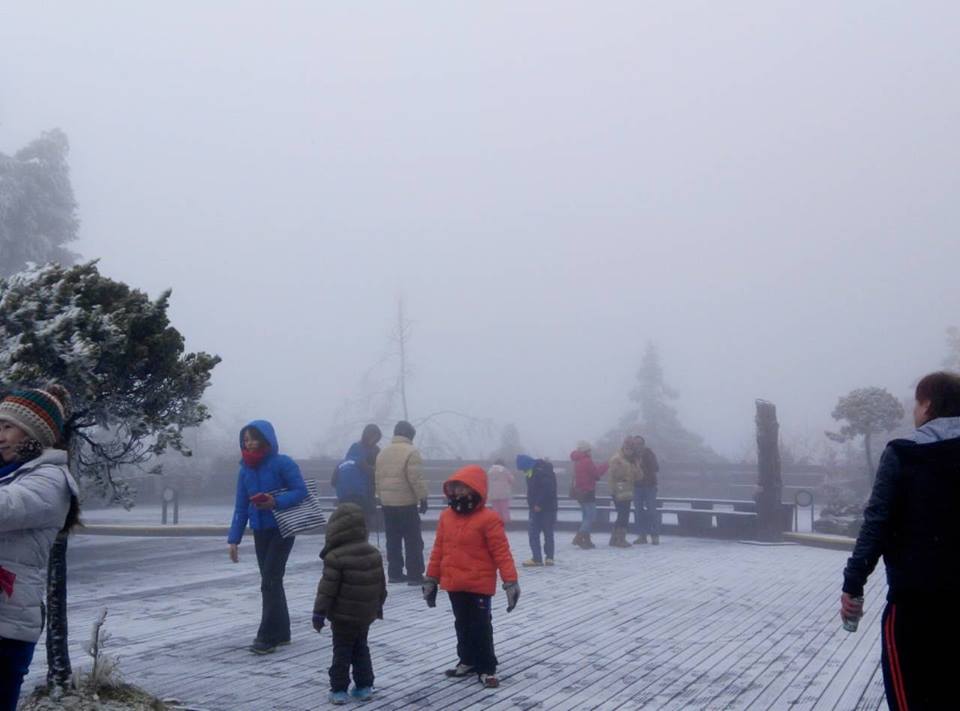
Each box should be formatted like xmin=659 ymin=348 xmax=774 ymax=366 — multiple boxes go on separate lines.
xmin=312 ymin=613 xmax=325 ymax=633
xmin=419 ymin=498 xmax=429 ymax=515
xmin=422 ymin=577 xmax=438 ymax=608
xmin=504 ymin=581 xmax=520 ymax=613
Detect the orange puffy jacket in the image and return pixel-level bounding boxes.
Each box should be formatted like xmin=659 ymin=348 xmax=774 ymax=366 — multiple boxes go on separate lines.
xmin=427 ymin=465 xmax=519 ymax=596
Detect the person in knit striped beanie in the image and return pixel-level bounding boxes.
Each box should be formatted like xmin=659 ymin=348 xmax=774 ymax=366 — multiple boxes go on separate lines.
xmin=0 ymin=386 xmax=70 ymax=457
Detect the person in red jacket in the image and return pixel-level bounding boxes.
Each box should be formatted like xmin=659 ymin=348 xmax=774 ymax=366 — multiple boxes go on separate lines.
xmin=569 ymin=441 xmax=609 ymax=550
xmin=422 ymin=465 xmax=521 ymax=689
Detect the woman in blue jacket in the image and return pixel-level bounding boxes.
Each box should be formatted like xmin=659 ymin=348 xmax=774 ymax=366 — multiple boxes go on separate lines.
xmin=227 ymin=420 xmax=307 ymax=655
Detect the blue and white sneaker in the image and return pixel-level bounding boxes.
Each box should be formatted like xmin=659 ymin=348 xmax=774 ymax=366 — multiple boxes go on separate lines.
xmin=328 ymin=690 xmax=349 ymax=705
xmin=351 ymin=686 xmax=375 ymax=701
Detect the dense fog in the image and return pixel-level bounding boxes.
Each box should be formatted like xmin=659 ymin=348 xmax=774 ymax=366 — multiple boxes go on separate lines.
xmin=3 ymin=1 xmax=958 ymax=461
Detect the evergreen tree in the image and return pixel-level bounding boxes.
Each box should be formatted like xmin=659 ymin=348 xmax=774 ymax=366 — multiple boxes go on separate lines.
xmin=0 ymin=262 xmax=220 ymax=689
xmin=598 ymin=343 xmax=721 ymax=462
xmin=0 ymin=129 xmax=79 ymax=277
xmin=826 ymin=387 xmax=904 ymax=479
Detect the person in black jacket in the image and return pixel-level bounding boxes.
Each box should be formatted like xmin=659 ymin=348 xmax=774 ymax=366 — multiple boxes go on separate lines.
xmin=313 ymin=503 xmax=387 ymax=705
xmin=516 ymin=455 xmax=558 ymax=567
xmin=841 ymin=371 xmax=960 ymax=711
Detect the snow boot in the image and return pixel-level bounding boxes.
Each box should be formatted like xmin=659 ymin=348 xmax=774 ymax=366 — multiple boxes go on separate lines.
xmin=610 ymin=527 xmax=630 ymax=548
xmin=328 ymin=691 xmax=349 ymax=705
xmin=583 ymin=533 xmax=597 ymax=549
xmin=634 ymin=534 xmax=648 ymax=545
xmin=572 ymin=531 xmax=585 ymax=547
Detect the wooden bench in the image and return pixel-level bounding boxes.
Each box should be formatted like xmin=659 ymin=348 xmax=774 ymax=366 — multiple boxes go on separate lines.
xmin=318 ymin=495 xmax=783 ymax=539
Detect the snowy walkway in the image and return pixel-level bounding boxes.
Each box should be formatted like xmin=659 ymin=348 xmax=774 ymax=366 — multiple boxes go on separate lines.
xmin=23 ymin=532 xmax=886 ymax=710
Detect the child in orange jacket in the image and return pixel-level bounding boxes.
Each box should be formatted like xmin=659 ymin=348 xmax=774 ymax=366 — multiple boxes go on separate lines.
xmin=422 ymin=465 xmax=520 ymax=689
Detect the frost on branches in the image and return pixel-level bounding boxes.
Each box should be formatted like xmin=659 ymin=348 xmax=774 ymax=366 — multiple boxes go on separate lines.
xmin=0 ymin=262 xmax=221 ymax=504
xmin=0 ymin=129 xmax=79 ymax=278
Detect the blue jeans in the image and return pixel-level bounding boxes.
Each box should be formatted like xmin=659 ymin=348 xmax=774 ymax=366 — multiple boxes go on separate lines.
xmin=528 ymin=509 xmax=556 ymax=562
xmin=634 ymin=484 xmax=660 ymax=535
xmin=578 ymin=500 xmax=597 ymax=534
xmin=0 ymin=638 xmax=36 ymax=711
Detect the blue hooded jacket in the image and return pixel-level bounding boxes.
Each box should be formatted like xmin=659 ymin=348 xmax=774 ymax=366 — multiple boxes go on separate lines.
xmin=517 ymin=454 xmax=558 ymax=512
xmin=335 ymin=442 xmax=374 ymax=502
xmin=228 ymin=420 xmax=308 ymax=544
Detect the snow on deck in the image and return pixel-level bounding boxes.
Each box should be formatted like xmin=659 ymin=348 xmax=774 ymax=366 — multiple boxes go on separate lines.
xmin=24 ymin=532 xmax=887 ymax=710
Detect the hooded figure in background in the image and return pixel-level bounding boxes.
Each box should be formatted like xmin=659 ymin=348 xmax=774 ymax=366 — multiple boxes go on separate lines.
xmin=517 ymin=454 xmax=558 ymax=567
xmin=333 ymin=424 xmax=382 ymax=530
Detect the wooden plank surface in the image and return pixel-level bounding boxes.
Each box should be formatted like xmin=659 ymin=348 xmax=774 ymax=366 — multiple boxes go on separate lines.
xmin=22 ymin=532 xmax=886 ymax=710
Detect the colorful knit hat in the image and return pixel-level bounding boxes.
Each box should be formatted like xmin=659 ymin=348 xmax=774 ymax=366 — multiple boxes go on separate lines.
xmin=0 ymin=387 xmax=69 ymax=448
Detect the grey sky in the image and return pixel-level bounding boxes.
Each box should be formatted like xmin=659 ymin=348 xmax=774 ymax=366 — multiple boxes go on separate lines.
xmin=2 ymin=2 xmax=958 ymax=458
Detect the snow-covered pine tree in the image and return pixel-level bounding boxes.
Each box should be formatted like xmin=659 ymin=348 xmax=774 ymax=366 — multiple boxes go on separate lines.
xmin=0 ymin=129 xmax=79 ymax=277
xmin=597 ymin=343 xmax=722 ymax=463
xmin=0 ymin=261 xmax=219 ymax=688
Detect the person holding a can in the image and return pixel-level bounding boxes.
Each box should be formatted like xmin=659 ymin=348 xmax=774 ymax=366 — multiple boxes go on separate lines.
xmin=840 ymin=371 xmax=960 ymax=711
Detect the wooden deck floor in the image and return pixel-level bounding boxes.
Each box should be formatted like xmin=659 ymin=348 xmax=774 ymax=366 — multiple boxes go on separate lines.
xmin=23 ymin=532 xmax=887 ymax=710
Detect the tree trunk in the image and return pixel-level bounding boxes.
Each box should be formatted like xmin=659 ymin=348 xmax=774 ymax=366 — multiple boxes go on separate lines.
xmin=755 ymin=399 xmax=784 ymax=541
xmin=864 ymin=431 xmax=875 ymax=479
xmin=45 ymin=531 xmax=72 ymax=688
xmin=397 ymin=298 xmax=409 ymax=421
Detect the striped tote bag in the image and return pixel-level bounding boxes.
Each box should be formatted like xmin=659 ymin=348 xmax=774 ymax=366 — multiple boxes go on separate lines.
xmin=270 ymin=480 xmax=326 ymax=538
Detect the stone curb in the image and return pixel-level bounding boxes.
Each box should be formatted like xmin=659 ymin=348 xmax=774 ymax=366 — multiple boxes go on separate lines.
xmin=783 ymin=531 xmax=855 ymax=551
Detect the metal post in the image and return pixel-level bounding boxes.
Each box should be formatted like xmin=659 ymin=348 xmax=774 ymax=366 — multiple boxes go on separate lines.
xmin=162 ymin=487 xmax=177 ymax=526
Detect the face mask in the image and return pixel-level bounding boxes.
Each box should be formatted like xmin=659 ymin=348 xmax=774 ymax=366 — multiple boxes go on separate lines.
xmin=447 ymin=492 xmax=481 ymax=514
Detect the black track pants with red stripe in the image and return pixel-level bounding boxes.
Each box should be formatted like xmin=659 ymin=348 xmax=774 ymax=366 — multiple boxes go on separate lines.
xmin=881 ymin=602 xmax=957 ymax=710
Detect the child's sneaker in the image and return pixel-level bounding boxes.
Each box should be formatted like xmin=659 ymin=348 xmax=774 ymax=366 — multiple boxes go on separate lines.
xmin=544 ymin=558 xmax=555 ymax=566
xmin=521 ymin=559 xmax=543 ymax=567
xmin=445 ymin=663 xmax=475 ymax=678
xmin=328 ymin=690 xmax=349 ymax=705
xmin=479 ymin=673 xmax=500 ymax=689
xmin=351 ymin=686 xmax=375 ymax=701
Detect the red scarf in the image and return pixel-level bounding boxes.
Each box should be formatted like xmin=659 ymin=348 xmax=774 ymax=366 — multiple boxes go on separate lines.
xmin=242 ymin=447 xmax=269 ymax=469
xmin=0 ymin=566 xmax=15 ymax=598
